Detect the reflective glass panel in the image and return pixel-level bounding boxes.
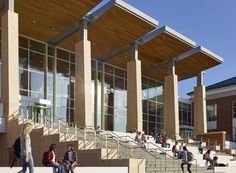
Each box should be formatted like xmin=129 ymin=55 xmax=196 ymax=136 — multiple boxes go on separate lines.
xmin=57 ymin=48 xmax=69 ymax=61
xmin=29 ymin=51 xmax=45 ymax=72
xmin=29 ymin=71 xmax=44 ymax=93
xmin=56 ymin=77 xmax=69 ymax=97
xmin=19 ymin=69 xmax=28 ymax=90
xmin=57 ymin=60 xmax=69 ymax=78
xmin=29 ymin=40 xmax=45 ymax=53
xmin=19 ymin=48 xmax=28 ymax=69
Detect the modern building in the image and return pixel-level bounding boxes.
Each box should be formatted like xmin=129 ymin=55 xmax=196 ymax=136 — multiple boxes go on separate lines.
xmin=200 ymin=77 xmax=236 ymax=141
xmin=178 ymin=98 xmax=193 ymax=135
xmin=0 ymin=0 xmax=223 ymax=166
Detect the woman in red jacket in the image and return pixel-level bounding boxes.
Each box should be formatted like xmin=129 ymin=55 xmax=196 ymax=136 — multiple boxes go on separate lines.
xmin=47 ymin=144 xmax=64 ymax=173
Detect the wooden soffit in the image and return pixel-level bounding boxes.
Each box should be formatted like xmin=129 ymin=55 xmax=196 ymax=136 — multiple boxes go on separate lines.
xmin=144 ymin=46 xmax=223 ymax=81
xmin=60 ymin=0 xmax=158 ymax=57
xmin=13 ymin=0 xmax=102 ymax=42
xmin=105 ymin=26 xmax=223 ymax=82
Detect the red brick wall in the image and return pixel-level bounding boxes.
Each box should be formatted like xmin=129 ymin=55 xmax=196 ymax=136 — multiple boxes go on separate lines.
xmin=197 ymin=131 xmax=226 ymax=150
xmin=207 ymin=95 xmax=236 ymax=140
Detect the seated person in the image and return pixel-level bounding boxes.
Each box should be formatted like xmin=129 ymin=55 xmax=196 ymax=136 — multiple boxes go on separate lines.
xmin=208 ymin=156 xmax=228 ymax=169
xmin=161 ymin=132 xmax=170 ymax=148
xmin=135 ymin=131 xmax=141 ymax=144
xmin=47 ymin=144 xmax=65 ymax=173
xmin=64 ymin=144 xmax=77 ymax=173
xmin=203 ymin=150 xmax=213 ymax=166
xmin=140 ymin=133 xmax=147 ymax=149
xmin=96 ymin=125 xmax=102 ymax=134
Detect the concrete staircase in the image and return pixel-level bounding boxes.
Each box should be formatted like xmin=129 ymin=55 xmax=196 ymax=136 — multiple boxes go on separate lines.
xmin=8 ymin=114 xmax=233 ymax=173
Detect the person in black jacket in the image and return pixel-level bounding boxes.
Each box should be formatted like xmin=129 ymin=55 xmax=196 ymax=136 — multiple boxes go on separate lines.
xmin=63 ymin=144 xmax=77 ymax=173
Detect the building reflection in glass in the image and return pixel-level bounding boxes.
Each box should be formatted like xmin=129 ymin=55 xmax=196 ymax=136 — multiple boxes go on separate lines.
xmin=6 ymin=34 xmax=165 ymax=133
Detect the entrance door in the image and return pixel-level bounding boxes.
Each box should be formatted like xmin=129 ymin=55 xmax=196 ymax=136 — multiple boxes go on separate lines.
xmin=27 ymin=103 xmax=52 ymax=124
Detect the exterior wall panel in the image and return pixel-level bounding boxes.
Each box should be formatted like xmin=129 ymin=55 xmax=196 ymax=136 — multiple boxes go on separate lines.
xmin=207 ymin=95 xmax=236 ymax=140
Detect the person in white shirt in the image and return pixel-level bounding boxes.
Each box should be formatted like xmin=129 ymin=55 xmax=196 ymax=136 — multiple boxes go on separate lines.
xmin=179 ymin=142 xmax=184 ymax=159
xmin=135 ymin=131 xmax=142 ymax=144
xmin=64 ymin=144 xmax=77 ymax=173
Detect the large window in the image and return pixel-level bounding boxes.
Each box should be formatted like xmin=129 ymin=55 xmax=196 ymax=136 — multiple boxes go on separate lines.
xmin=179 ymin=102 xmax=192 ymax=126
xmin=19 ymin=37 xmax=45 ymax=98
xmin=18 ymin=36 xmax=75 ymax=123
xmin=142 ymin=77 xmax=164 ymax=134
xmin=207 ymin=104 xmax=217 ymax=121
xmin=233 ymin=101 xmax=236 ymax=119
xmin=0 ymin=32 xmax=165 ymax=132
xmin=91 ymin=60 xmax=164 ymax=133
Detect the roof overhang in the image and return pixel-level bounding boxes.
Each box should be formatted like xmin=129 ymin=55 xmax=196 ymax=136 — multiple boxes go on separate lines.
xmin=60 ymin=0 xmax=158 ymax=57
xmin=1 ymin=1 xmax=223 ymax=83
xmin=11 ymin=0 xmax=102 ymax=42
xmin=99 ymin=25 xmax=223 ymax=82
xmin=5 ymin=0 xmax=158 ymax=59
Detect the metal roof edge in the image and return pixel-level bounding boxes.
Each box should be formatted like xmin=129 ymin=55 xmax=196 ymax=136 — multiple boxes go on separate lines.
xmin=115 ymin=0 xmax=159 ymax=27
xmin=164 ymin=26 xmax=196 ymax=47
xmin=199 ymin=46 xmax=224 ymax=63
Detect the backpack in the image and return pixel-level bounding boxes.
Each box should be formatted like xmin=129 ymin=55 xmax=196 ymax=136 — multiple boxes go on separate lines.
xmin=13 ymin=137 xmax=21 ymax=159
xmin=187 ymin=151 xmax=194 ymax=161
xmin=203 ymin=153 xmax=207 ymax=160
xmin=42 ymin=151 xmax=49 ymax=166
xmin=172 ymin=145 xmax=176 ymax=152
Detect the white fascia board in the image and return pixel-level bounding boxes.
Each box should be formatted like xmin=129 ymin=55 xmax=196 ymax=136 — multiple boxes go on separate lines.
xmin=206 ymin=85 xmax=236 ymax=97
xmin=199 ymin=46 xmax=224 ymax=63
xmin=164 ymin=26 xmax=196 ymax=47
xmin=115 ymin=0 xmax=159 ymax=27
xmin=138 ymin=25 xmax=196 ymax=48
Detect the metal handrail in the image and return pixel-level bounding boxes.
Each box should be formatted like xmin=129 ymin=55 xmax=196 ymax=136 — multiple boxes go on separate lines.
xmin=14 ymin=107 xmax=202 ymax=172
xmin=106 ymin=130 xmax=177 ymax=159
xmin=82 ymin=130 xmax=163 ymax=172
xmin=103 ymin=131 xmax=203 ymax=173
xmin=99 ymin=131 xmax=183 ymax=171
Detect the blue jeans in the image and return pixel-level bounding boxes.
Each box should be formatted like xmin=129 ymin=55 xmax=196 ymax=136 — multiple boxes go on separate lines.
xmin=50 ymin=163 xmax=65 ymax=173
xmin=19 ymin=153 xmax=34 ymax=173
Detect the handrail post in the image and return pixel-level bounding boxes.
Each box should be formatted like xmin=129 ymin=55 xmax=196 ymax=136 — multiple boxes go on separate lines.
xmin=117 ymin=137 xmax=120 ymax=157
xmin=26 ymin=109 xmax=28 ymax=120
xmin=66 ymin=123 xmax=69 ymax=133
xmin=58 ymin=120 xmax=61 ymax=133
xmin=51 ymin=119 xmax=53 ymax=128
xmin=43 ymin=113 xmax=46 ymax=126
xmin=83 ymin=128 xmax=87 ymax=150
xmin=75 ymin=124 xmax=78 ymax=140
xmin=105 ymin=134 xmax=108 ymax=159
xmin=94 ymin=130 xmax=97 ymax=149
xmin=130 ymin=142 xmax=133 ymax=158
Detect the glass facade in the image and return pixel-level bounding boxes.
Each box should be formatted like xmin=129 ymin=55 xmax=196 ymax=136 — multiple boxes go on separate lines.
xmin=179 ymin=102 xmax=192 ymax=126
xmin=142 ymin=77 xmax=164 ymax=134
xmin=18 ymin=36 xmax=75 ymax=123
xmin=233 ymin=101 xmax=236 ymax=119
xmin=207 ymin=104 xmax=217 ymax=121
xmin=0 ymin=38 xmax=1 ymax=99
xmin=0 ymin=33 xmax=164 ymax=133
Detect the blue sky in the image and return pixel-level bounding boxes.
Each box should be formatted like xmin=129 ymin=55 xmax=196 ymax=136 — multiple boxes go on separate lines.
xmin=123 ymin=0 xmax=236 ymax=97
